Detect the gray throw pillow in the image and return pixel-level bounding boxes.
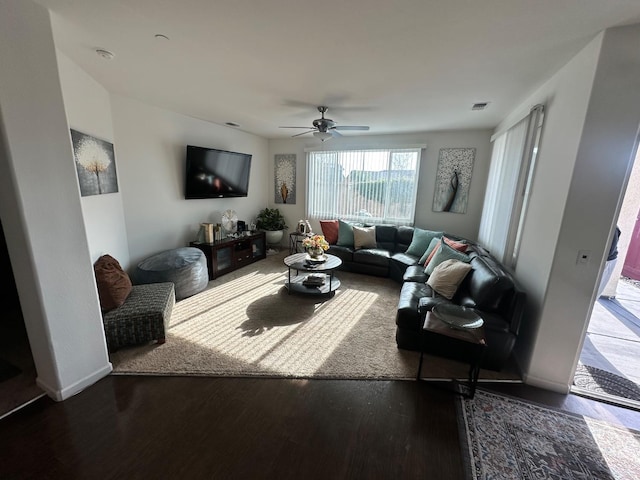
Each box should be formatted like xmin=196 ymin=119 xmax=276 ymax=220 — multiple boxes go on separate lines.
xmin=405 ymin=228 xmax=443 ymax=257
xmin=425 ymin=241 xmax=470 ymax=275
xmin=419 ymin=236 xmax=442 ymax=265
xmin=337 ymin=219 xmax=355 ymax=247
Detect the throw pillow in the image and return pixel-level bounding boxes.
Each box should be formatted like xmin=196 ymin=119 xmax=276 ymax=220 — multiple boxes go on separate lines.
xmin=94 ymin=254 xmax=132 ymax=312
xmin=319 ymin=220 xmax=339 ymax=244
xmin=425 ymin=241 xmax=471 ymax=275
xmin=419 ymin=236 xmax=442 ymax=265
xmin=405 ymin=228 xmax=443 ymax=257
xmin=353 ymin=225 xmax=377 ymax=250
xmin=423 ymin=236 xmax=469 ymax=266
xmin=426 ymin=259 xmax=473 ymax=299
xmin=337 ymin=219 xmax=355 ymax=247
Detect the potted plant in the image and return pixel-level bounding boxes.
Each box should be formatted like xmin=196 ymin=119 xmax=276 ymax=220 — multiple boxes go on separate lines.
xmin=256 ymin=207 xmax=288 ymax=245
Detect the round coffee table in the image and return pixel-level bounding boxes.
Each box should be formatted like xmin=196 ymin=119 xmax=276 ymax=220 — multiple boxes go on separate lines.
xmin=283 ymin=252 xmax=342 ymax=296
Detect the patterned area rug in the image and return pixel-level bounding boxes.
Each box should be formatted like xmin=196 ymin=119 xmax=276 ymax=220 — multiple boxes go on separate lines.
xmin=458 ymin=390 xmax=640 ymax=479
xmin=574 ymin=364 xmax=640 ymax=402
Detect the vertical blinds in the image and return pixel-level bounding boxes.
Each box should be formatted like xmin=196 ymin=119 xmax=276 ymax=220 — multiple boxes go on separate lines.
xmin=306 ymin=147 xmax=422 ymax=225
xmin=478 ymin=105 xmax=544 ymax=266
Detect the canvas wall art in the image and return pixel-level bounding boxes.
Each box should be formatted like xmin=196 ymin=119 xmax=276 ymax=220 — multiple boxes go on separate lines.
xmin=71 ymin=129 xmax=119 ymax=197
xmin=274 ymin=154 xmax=296 ymax=204
xmin=432 ymin=147 xmax=475 ymax=214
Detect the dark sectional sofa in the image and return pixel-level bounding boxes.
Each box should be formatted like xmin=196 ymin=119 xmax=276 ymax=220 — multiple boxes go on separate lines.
xmin=326 ymin=225 xmax=525 ymax=371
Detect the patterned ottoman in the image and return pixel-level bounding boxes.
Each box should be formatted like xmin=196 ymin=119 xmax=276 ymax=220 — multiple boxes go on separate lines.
xmin=135 ymin=247 xmax=208 ymax=300
xmin=103 ymin=282 xmax=175 ymax=351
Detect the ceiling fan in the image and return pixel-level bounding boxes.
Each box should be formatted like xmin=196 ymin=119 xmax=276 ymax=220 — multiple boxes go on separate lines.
xmin=279 ymin=106 xmax=369 ymax=141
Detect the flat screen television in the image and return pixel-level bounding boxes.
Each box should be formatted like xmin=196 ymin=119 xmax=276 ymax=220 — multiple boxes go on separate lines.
xmin=184 ymin=145 xmax=252 ymax=199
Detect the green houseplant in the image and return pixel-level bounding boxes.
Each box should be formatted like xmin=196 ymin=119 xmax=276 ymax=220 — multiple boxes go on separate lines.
xmin=256 ymin=207 xmax=287 ymax=245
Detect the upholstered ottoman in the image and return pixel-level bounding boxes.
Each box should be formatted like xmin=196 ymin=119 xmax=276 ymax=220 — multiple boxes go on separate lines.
xmin=103 ymin=282 xmax=175 ymax=351
xmin=135 ymin=247 xmax=208 ymax=300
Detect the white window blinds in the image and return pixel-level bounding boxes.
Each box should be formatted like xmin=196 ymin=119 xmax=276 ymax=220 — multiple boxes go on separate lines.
xmin=478 ymin=105 xmax=544 ymax=267
xmin=306 ymin=147 xmax=422 ymax=225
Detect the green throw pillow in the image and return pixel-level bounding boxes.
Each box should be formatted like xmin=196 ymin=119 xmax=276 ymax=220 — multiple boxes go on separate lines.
xmin=425 ymin=241 xmax=470 ymax=275
xmin=406 ymin=228 xmax=443 ymax=257
xmin=337 ymin=219 xmax=355 ymax=247
xmin=419 ymin=236 xmax=442 ymax=265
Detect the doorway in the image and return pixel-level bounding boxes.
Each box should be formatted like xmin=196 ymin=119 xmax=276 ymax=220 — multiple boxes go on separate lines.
xmin=0 ymin=220 xmax=43 ymax=418
xmin=572 ymin=149 xmax=640 ymax=408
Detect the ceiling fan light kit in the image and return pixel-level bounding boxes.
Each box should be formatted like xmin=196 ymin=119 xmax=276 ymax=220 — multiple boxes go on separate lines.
xmin=313 ymin=131 xmax=333 ymax=141
xmin=280 ymin=106 xmax=369 ymax=141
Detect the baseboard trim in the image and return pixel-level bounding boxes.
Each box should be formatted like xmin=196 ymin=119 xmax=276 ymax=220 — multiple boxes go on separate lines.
xmin=522 ymin=372 xmax=570 ymax=394
xmin=36 ymin=362 xmax=113 ymax=401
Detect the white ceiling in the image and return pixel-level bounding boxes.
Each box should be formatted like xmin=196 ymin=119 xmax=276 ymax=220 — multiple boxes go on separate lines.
xmin=37 ymin=0 xmax=640 ymax=139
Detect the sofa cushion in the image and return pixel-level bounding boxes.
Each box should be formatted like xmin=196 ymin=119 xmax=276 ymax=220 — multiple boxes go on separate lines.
xmin=426 ymin=259 xmax=472 ymax=300
xmin=353 ymin=248 xmax=391 ymax=267
xmin=396 ymin=226 xmax=415 ymax=252
xmin=423 ymin=236 xmax=469 ymax=266
xmin=326 ymin=244 xmax=354 ymax=263
xmin=464 ymin=255 xmax=516 ymax=312
xmin=425 ymin=242 xmax=471 ymax=275
xmin=405 ymin=228 xmax=443 ymax=257
xmin=375 ymin=225 xmax=397 ymax=251
xmin=94 ymin=254 xmax=132 ymax=312
xmin=353 ymin=225 xmax=377 ymax=249
xmin=403 ymin=265 xmax=428 ymax=283
xmin=337 ymin=219 xmax=355 ymax=247
xmin=319 ymin=220 xmax=339 ymax=244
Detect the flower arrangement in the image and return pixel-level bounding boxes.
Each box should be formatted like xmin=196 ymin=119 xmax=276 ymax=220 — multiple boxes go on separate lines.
xmin=302 ymin=234 xmax=330 ymax=251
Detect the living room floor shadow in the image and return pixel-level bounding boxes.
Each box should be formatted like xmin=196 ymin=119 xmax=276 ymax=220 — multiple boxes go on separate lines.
xmin=240 ymin=287 xmax=330 ymax=336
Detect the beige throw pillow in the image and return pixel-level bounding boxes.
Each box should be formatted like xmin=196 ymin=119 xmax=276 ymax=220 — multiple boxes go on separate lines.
xmin=352 ymin=225 xmax=377 ymax=249
xmin=426 ymin=258 xmax=472 ymax=299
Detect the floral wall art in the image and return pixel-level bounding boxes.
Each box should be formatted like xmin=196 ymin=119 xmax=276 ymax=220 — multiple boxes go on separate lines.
xmin=71 ymin=129 xmax=119 ymax=197
xmin=432 ymin=147 xmax=475 ymax=214
xmin=274 ymin=153 xmax=296 ymax=204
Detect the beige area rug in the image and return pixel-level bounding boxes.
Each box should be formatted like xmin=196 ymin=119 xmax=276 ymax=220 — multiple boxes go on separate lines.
xmin=111 ymin=251 xmax=520 ymax=381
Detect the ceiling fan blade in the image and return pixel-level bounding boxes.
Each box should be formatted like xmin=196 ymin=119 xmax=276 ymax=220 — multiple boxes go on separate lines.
xmin=291 ymin=130 xmax=316 ymax=138
xmin=279 ymin=126 xmax=314 ymax=129
xmin=333 ymin=125 xmax=370 ymax=131
xmin=330 ymin=129 xmax=343 ymax=137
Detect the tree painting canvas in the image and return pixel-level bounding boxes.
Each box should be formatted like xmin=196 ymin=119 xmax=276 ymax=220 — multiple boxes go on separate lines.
xmin=274 ymin=154 xmax=296 ymax=204
xmin=71 ymin=129 xmax=118 ymax=197
xmin=432 ymin=148 xmax=475 ymax=214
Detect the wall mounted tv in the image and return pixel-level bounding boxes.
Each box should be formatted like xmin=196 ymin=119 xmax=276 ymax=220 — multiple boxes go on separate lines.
xmin=184 ymin=145 xmax=252 ymax=199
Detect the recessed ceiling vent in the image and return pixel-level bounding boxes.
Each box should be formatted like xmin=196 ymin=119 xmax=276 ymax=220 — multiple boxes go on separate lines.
xmin=95 ymin=48 xmax=115 ymax=60
xmin=472 ymin=102 xmax=489 ymax=111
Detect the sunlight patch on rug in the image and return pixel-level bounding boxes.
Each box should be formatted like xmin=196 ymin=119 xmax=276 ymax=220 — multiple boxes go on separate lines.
xmin=171 ymin=283 xmax=377 ymax=375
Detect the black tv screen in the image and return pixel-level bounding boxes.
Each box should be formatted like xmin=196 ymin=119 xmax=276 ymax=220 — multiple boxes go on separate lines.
xmin=185 ymin=145 xmax=252 ymax=199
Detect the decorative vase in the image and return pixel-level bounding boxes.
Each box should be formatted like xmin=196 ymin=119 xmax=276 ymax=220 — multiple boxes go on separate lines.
xmin=307 ymin=246 xmax=324 ymax=259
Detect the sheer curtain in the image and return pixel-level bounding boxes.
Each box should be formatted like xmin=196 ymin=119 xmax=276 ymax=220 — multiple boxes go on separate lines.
xmin=478 ymin=105 xmax=544 ymax=266
xmin=306 ymin=147 xmax=422 ymax=225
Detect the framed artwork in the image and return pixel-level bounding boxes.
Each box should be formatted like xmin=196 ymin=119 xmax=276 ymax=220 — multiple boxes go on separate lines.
xmin=432 ymin=148 xmax=475 ymax=214
xmin=71 ymin=129 xmax=119 ymax=197
xmin=274 ymin=154 xmax=296 ymax=204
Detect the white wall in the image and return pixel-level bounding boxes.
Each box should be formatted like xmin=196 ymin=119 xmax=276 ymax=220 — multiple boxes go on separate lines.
xmin=0 ymin=0 xmax=111 ymax=401
xmin=56 ymin=52 xmax=130 ymax=266
xmin=505 ymin=25 xmax=640 ymax=392
xmin=110 ymin=95 xmax=270 ymax=268
xmin=268 ymin=130 xmax=492 ymax=241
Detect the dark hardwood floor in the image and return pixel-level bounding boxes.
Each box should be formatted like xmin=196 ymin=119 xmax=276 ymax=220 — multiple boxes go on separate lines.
xmin=1 ymin=376 xmax=639 ymax=480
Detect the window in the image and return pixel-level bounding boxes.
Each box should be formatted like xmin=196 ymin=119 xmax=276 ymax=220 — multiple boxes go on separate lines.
xmin=306 ymin=147 xmax=422 ymax=225
xmin=478 ymin=105 xmax=544 ymax=267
